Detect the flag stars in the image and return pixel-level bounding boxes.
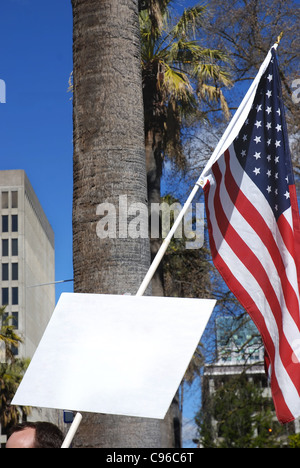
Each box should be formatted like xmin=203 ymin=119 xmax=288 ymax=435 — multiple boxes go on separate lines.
xmin=254 ymin=135 xmax=261 ymax=144
xmin=275 ymin=140 xmax=281 ymax=148
xmin=266 ymin=122 xmax=272 ymax=130
xmin=276 ymin=124 xmax=282 ymax=132
xmin=254 ymin=120 xmax=262 ymax=128
xmin=253 ymin=167 xmax=260 ymax=176
xmin=267 ymin=185 xmax=272 ymax=193
xmin=284 ymin=191 xmax=290 ymax=200
xmin=266 ymin=106 xmax=272 ymax=114
xmin=266 ymin=90 xmax=272 ymax=98
xmin=267 ymin=74 xmax=273 ymax=82
xmin=253 ymin=151 xmax=261 ymax=160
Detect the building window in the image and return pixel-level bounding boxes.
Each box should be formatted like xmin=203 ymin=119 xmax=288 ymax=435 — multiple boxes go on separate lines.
xmin=11 ymin=345 xmax=18 ymax=357
xmin=2 ymin=288 xmax=9 ymax=306
xmin=2 ymin=215 xmax=8 ymax=233
xmin=12 ymin=312 xmax=18 ymax=329
xmin=12 ymin=287 xmax=18 ymax=305
xmin=11 ymin=215 xmax=18 ymax=232
xmin=2 ymin=239 xmax=8 ymax=257
xmin=12 ymin=263 xmax=18 ymax=281
xmin=11 ymin=191 xmax=18 ymax=209
xmin=2 ymin=264 xmax=8 ymax=281
xmin=1 ymin=192 xmax=8 ymax=209
xmin=12 ymin=238 xmax=18 ymax=256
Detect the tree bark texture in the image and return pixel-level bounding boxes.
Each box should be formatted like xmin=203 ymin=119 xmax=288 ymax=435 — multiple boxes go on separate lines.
xmin=72 ymin=0 xmax=150 ymax=296
xmin=71 ymin=0 xmax=175 ymax=448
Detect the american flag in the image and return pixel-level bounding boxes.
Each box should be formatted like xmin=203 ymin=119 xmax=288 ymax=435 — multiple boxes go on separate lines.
xmin=201 ymin=47 xmax=300 ymax=424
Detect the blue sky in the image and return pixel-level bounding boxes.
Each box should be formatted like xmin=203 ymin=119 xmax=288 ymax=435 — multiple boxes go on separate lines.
xmin=0 ymin=0 xmax=74 ymax=301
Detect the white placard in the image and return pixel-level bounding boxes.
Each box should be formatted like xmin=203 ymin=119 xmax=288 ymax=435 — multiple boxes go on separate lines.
xmin=13 ymin=293 xmax=215 ymax=419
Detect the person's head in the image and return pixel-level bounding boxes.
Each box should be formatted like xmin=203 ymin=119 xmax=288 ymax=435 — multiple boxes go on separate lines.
xmin=6 ymin=421 xmax=64 ymax=448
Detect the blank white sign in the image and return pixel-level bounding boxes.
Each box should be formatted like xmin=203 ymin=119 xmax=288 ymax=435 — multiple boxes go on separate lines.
xmin=13 ymin=293 xmax=215 ymax=419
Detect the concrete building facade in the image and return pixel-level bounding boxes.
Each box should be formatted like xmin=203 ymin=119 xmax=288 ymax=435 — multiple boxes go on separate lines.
xmin=0 ymin=170 xmax=55 ymax=359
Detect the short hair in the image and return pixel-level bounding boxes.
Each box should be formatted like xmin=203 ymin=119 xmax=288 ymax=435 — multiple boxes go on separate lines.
xmin=8 ymin=421 xmax=64 ymax=448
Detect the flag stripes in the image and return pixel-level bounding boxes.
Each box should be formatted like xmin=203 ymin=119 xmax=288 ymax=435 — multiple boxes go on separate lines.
xmin=204 ymin=142 xmax=300 ymax=423
xmin=205 ymin=202 xmax=295 ymax=423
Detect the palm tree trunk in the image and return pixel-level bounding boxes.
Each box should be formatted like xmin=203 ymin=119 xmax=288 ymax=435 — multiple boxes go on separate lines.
xmin=72 ymin=0 xmax=170 ymax=448
xmin=72 ymin=0 xmax=150 ymax=296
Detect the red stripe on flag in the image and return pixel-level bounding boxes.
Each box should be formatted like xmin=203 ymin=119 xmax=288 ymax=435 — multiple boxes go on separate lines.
xmin=279 ymin=185 xmax=300 ymax=292
xmin=290 ymin=184 xmax=300 ymax=300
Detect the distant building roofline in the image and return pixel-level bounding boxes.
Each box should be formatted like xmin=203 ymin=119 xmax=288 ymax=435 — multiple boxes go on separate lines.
xmin=0 ymin=169 xmax=54 ymax=248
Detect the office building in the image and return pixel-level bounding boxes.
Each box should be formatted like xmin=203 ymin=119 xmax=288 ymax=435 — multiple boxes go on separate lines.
xmin=0 ymin=170 xmax=55 ymax=359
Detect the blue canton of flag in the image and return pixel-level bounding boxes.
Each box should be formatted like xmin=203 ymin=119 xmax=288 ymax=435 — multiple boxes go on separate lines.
xmin=234 ymin=49 xmax=294 ymax=220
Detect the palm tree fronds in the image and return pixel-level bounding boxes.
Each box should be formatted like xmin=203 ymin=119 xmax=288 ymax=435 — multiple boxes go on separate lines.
xmin=0 ymin=359 xmax=30 ymax=428
xmin=172 ymin=4 xmax=207 ymax=39
xmin=0 ymin=307 xmax=29 ymax=429
xmin=141 ymin=1 xmax=232 ymax=172
xmin=0 ymin=307 xmax=23 ymax=361
xmin=198 ymin=83 xmax=231 ymax=120
xmin=163 ymin=63 xmax=193 ymax=99
xmin=195 ymin=62 xmax=232 ymax=87
xmin=168 ymin=39 xmax=203 ymax=65
xmin=140 ymin=0 xmax=173 ymax=35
